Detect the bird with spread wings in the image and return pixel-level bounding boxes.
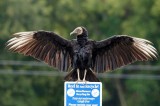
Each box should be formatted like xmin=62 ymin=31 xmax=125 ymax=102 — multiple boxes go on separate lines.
xmin=6 ymin=26 xmax=158 ymax=82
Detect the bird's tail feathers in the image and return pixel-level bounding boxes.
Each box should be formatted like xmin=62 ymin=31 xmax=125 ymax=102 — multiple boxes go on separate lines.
xmin=64 ymin=69 xmax=77 ymax=81
xmin=85 ymin=68 xmax=100 ymax=82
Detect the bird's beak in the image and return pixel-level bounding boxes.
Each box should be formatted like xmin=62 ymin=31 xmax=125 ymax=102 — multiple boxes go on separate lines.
xmin=70 ymin=31 xmax=78 ymax=36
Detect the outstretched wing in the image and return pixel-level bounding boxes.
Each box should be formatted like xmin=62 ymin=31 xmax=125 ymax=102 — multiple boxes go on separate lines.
xmin=6 ymin=31 xmax=72 ymax=72
xmin=92 ymin=35 xmax=158 ymax=73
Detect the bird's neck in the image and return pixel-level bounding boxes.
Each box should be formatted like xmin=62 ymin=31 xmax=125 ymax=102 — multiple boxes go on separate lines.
xmin=77 ymin=35 xmax=88 ymax=47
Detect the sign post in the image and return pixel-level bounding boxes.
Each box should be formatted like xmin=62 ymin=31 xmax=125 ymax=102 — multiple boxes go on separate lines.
xmin=64 ymin=82 xmax=102 ymax=106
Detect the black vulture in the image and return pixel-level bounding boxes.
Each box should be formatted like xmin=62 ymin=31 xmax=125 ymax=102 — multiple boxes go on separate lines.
xmin=6 ymin=26 xmax=158 ymax=82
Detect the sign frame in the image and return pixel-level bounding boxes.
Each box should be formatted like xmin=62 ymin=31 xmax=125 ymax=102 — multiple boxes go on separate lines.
xmin=64 ymin=82 xmax=102 ymax=106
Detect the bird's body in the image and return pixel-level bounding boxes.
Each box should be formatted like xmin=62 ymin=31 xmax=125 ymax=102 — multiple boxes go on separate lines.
xmin=6 ymin=26 xmax=158 ymax=82
xmin=65 ymin=38 xmax=99 ymax=81
xmin=72 ymin=39 xmax=92 ymax=69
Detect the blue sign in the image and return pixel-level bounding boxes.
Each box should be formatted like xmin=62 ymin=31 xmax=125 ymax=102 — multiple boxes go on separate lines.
xmin=64 ymin=82 xmax=102 ymax=106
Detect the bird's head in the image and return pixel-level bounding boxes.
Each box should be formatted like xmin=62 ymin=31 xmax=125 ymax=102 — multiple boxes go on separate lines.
xmin=70 ymin=26 xmax=88 ymax=37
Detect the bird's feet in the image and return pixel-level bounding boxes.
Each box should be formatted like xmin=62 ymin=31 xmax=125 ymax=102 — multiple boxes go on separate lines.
xmin=75 ymin=79 xmax=82 ymax=82
xmin=82 ymin=79 xmax=89 ymax=84
xmin=75 ymin=79 xmax=89 ymax=84
xmin=75 ymin=79 xmax=82 ymax=84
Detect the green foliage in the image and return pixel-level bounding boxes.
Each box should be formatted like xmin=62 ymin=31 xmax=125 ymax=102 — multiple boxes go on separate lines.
xmin=125 ymin=79 xmax=160 ymax=106
xmin=0 ymin=0 xmax=160 ymax=106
